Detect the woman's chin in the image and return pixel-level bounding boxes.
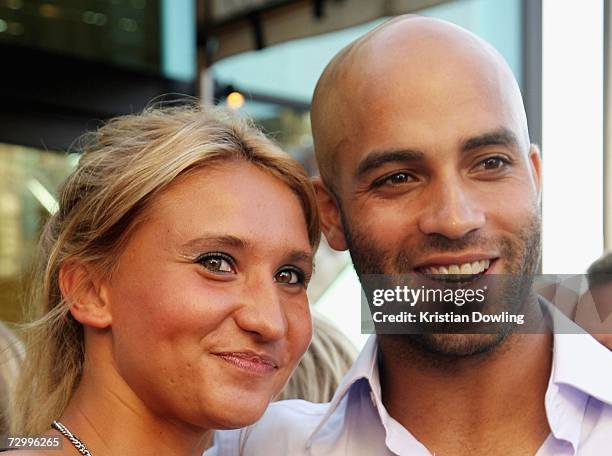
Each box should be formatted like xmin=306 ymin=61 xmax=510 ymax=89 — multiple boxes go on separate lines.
xmin=186 ymin=391 xmax=273 ymax=430
xmin=203 ymin=403 xmax=269 ymax=430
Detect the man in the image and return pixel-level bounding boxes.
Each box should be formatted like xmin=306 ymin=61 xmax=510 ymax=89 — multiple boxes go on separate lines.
xmin=209 ymin=16 xmax=612 ymax=455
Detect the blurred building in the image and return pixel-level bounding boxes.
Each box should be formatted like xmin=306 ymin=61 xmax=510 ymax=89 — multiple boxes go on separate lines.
xmin=0 ymin=0 xmax=196 ymax=322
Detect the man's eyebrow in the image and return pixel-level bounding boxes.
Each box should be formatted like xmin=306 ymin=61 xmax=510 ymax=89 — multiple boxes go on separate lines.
xmin=355 ymin=149 xmax=424 ymax=180
xmin=353 ymin=128 xmax=519 ymax=180
xmin=461 ymin=128 xmax=520 ymax=152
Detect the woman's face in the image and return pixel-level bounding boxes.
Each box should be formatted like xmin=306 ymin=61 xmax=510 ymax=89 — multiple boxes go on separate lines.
xmin=105 ymin=161 xmax=314 ymax=429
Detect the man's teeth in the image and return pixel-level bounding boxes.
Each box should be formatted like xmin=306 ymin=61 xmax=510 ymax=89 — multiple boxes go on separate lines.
xmin=422 ymin=260 xmax=491 ymax=275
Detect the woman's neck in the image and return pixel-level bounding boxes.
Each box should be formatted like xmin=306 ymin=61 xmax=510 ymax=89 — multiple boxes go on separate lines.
xmin=56 ymin=360 xmax=213 ymax=456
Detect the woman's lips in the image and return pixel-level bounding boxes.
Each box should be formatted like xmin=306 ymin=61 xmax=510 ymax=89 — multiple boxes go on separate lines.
xmin=213 ymin=352 xmax=278 ymax=375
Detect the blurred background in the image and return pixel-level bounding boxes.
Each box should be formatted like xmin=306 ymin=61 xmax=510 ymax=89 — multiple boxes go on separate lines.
xmin=0 ymin=0 xmax=610 ymax=349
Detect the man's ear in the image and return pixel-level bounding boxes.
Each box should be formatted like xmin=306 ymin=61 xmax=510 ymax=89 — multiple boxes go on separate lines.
xmin=59 ymin=260 xmax=112 ymax=329
xmin=528 ymin=144 xmax=542 ymax=197
xmin=312 ymin=177 xmax=348 ymax=251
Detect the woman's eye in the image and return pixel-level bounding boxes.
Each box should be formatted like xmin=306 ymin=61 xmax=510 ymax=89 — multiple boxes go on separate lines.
xmin=274 ymin=268 xmax=303 ymax=285
xmin=197 ymin=254 xmax=235 ymax=274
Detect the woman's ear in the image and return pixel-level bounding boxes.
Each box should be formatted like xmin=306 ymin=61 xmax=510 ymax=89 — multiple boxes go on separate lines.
xmin=59 ymin=261 xmax=112 ymax=329
xmin=312 ymin=177 xmax=348 ymax=251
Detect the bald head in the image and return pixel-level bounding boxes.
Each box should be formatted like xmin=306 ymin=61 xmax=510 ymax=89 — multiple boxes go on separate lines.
xmin=311 ymin=16 xmax=530 ymax=190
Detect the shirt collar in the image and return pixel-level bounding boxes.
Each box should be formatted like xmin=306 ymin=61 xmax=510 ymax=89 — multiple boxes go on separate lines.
xmin=306 ymin=335 xmax=379 ymax=446
xmin=546 ymin=325 xmax=612 ymax=453
xmin=547 ymin=294 xmax=612 ymax=400
xmin=307 ymin=313 xmax=612 ymax=453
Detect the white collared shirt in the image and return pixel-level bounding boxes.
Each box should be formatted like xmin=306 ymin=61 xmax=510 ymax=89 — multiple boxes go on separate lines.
xmin=208 ymin=331 xmax=612 ymax=456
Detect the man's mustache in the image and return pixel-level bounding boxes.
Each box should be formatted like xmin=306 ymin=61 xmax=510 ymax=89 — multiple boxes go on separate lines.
xmin=415 ymin=232 xmax=504 ymax=253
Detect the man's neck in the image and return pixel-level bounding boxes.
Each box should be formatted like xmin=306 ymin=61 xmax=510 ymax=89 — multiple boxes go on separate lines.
xmin=378 ymin=332 xmax=553 ymax=456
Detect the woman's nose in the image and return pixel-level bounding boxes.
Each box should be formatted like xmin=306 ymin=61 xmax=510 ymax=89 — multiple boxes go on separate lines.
xmin=233 ymin=279 xmax=288 ymax=342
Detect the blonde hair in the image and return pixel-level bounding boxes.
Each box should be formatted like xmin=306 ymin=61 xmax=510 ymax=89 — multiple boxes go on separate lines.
xmin=10 ymin=104 xmax=320 ymax=436
xmin=0 ymin=322 xmax=23 ymax=437
xmin=277 ymin=312 xmax=357 ymax=403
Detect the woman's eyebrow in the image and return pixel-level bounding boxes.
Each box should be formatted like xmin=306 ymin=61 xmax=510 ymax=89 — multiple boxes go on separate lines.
xmin=181 ymin=234 xmax=249 ymax=253
xmin=285 ymin=250 xmax=314 ymax=266
xmin=180 ymin=236 xmax=312 ymax=265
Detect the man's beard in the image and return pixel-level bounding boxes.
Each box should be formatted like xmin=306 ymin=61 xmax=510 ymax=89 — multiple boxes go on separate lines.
xmin=340 ymin=206 xmax=542 ymax=358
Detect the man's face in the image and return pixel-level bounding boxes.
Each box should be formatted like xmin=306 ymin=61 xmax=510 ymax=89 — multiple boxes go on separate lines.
xmin=318 ymin=44 xmax=542 ymax=356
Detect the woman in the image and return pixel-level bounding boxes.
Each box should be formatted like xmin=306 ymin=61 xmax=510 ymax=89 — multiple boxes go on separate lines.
xmin=8 ymin=105 xmax=320 ymax=455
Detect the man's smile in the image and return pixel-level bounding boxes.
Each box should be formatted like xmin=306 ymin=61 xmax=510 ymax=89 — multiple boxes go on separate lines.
xmin=418 ymin=259 xmax=492 ymax=275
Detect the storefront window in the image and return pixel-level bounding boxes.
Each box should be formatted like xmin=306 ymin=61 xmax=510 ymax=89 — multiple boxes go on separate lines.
xmin=0 ymin=144 xmax=76 ymax=322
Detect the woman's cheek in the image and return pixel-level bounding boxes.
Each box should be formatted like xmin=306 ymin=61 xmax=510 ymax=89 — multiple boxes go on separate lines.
xmin=288 ymin=298 xmax=313 ymax=359
xmin=159 ymin=287 xmax=237 ymax=338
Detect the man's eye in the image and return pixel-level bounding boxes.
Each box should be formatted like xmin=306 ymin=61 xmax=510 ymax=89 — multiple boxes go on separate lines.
xmin=389 ymin=172 xmax=410 ymax=184
xmin=479 ymin=156 xmax=509 ymax=170
xmin=197 ymin=253 xmax=235 ymax=274
xmin=274 ymin=268 xmax=304 ymax=285
xmin=375 ymin=171 xmax=413 ymax=187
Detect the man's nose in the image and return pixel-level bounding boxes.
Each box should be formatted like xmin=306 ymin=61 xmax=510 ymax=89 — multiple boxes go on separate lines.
xmin=233 ymin=278 xmax=288 ymax=342
xmin=417 ymin=177 xmax=486 ymax=239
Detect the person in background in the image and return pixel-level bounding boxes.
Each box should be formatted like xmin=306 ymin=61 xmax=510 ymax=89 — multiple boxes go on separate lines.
xmin=0 ymin=321 xmax=23 ymax=440
xmin=276 ymin=312 xmax=357 ymax=403
xmin=575 ymin=252 xmax=612 ymax=350
xmin=8 ymin=105 xmax=320 ymax=456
